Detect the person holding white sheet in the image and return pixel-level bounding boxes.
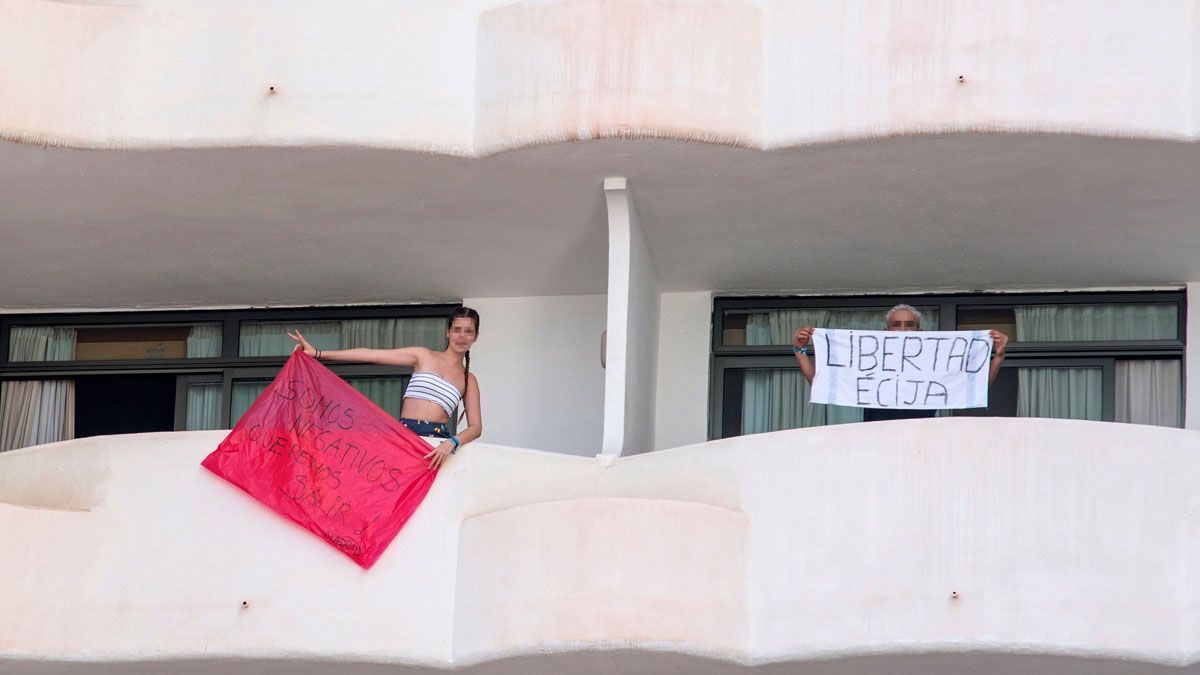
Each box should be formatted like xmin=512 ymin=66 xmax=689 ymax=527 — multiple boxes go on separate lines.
xmin=791 ymin=304 xmax=1008 ymax=421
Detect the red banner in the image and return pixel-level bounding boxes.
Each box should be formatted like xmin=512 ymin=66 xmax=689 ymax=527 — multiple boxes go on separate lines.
xmin=201 ymin=351 xmax=437 ymax=568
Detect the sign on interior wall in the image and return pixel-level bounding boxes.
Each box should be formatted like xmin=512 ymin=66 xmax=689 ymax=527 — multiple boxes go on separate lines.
xmin=201 ymin=351 xmax=437 ymax=568
xmin=810 ymin=328 xmax=992 ymax=410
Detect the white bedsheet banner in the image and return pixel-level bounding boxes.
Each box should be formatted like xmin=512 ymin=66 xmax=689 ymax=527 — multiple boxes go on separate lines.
xmin=810 ymin=328 xmax=991 ymax=410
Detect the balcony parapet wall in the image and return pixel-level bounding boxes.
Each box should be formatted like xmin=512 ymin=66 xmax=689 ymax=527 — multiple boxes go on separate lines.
xmin=1 ymin=0 xmax=1197 ymax=153
xmin=2 ymin=418 xmax=1200 ymax=673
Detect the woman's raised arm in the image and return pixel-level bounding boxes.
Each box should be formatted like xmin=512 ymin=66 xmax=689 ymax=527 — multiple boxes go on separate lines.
xmin=287 ymin=330 xmax=426 ymax=367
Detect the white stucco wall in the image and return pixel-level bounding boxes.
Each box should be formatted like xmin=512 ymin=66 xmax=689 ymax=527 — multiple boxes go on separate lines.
xmin=4 ymin=419 xmax=1200 ymax=674
xmin=602 ymin=178 xmax=660 ymax=456
xmin=4 ymin=1 xmax=1200 ymax=151
xmin=475 ymin=0 xmax=763 ymax=153
xmin=461 ymin=294 xmax=606 ymax=456
xmin=655 ymin=291 xmax=713 ymax=450
xmin=0 ymin=1 xmax=483 ymax=150
xmin=761 ymin=0 xmax=1198 ymax=145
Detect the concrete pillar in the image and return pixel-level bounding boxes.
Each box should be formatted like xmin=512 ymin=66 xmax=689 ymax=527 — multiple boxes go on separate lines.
xmin=601 ymin=177 xmax=660 ymax=456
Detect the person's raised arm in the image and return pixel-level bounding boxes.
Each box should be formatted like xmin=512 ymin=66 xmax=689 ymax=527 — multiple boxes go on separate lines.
xmin=287 ymin=330 xmax=425 ymax=368
xmin=988 ymin=329 xmax=1008 ymax=384
xmin=792 ymin=326 xmax=816 ymax=385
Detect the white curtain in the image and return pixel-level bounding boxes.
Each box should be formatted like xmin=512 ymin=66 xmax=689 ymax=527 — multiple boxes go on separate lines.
xmin=186 ymin=324 xmax=222 ymax=358
xmin=1 ymin=327 xmax=77 ymax=451
xmin=1115 ymin=360 xmax=1181 ymax=427
xmin=1 ymin=380 xmax=75 ymax=452
xmin=1017 ymin=367 xmax=1102 ymax=421
xmin=185 ymin=383 xmax=223 ymax=431
xmin=1014 ymin=304 xmax=1176 ymax=342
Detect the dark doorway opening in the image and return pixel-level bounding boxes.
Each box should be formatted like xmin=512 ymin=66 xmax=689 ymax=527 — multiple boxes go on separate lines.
xmin=75 ymin=374 xmax=177 ymax=438
xmin=955 ymin=367 xmax=1019 ymax=418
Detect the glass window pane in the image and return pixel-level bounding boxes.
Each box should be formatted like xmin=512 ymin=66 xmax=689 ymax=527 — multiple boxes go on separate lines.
xmin=347 ymin=377 xmax=407 ymax=418
xmin=1115 ymin=359 xmax=1181 ymax=427
xmin=185 ymin=383 xmax=223 ymax=431
xmin=727 ymin=307 xmax=940 ymax=346
xmin=1012 ymin=303 xmax=1176 ymax=342
xmin=240 ymin=321 xmax=340 ymax=358
xmin=231 ymin=377 xmax=411 ymax=426
xmin=230 ymin=380 xmax=271 ymax=426
xmin=954 ymin=367 xmax=1018 ymax=418
xmin=239 ymin=317 xmax=447 ymax=357
xmin=1016 ymin=366 xmax=1102 ymax=421
xmin=724 ymin=367 xmax=864 ymax=436
xmin=9 ymin=324 xmax=221 ymax=362
xmin=956 ymin=307 xmax=1016 ymax=341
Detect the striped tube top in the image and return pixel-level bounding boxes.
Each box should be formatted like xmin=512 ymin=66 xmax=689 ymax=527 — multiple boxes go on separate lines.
xmin=404 ymin=370 xmax=462 ymax=419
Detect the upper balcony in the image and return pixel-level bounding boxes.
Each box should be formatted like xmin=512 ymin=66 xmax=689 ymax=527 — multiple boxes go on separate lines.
xmin=3 ymin=417 xmax=1200 ymax=673
xmin=3 ymin=1 xmax=1200 ymax=312
xmin=3 ymin=0 xmax=1198 ymax=152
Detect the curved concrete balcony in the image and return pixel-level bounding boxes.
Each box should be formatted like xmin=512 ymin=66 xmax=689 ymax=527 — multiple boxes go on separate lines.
xmin=3 ymin=418 xmax=1200 ymax=673
xmin=2 ymin=0 xmax=1197 ymax=153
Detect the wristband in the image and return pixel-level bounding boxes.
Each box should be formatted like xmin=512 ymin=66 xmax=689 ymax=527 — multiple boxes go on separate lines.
xmin=792 ymin=346 xmax=811 ymax=355
xmin=449 ymin=435 xmax=461 ymax=454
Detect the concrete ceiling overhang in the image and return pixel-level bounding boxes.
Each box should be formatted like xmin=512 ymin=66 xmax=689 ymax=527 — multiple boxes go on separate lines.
xmin=1 ymin=133 xmax=1198 ymax=312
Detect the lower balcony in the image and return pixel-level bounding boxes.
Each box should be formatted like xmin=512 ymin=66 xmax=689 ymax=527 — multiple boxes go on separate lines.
xmin=2 ymin=417 xmax=1198 ymax=674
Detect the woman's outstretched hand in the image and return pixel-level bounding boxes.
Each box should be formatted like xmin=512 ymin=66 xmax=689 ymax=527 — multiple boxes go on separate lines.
xmin=287 ymin=330 xmax=317 ymax=357
xmin=424 ymin=441 xmax=454 ymax=470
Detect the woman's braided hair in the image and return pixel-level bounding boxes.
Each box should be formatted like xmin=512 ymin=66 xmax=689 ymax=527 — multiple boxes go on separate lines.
xmin=448 ymin=306 xmax=480 ymax=422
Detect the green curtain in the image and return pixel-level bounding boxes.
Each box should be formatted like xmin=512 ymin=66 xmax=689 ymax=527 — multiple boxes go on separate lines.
xmin=186 ymin=324 xmax=222 ymax=358
xmin=231 ymin=378 xmax=405 ymax=425
xmin=341 ymin=318 xmax=445 ymax=350
xmin=349 ymin=378 xmax=406 ymax=417
xmin=8 ymin=326 xmax=76 ymax=361
xmin=185 ymin=383 xmax=223 ymax=431
xmin=1016 ymin=367 xmax=1102 ymax=421
xmin=239 ymin=318 xmax=446 ymax=357
xmin=745 ymin=307 xmax=940 ymax=345
xmin=239 ymin=321 xmax=340 ymax=357
xmin=1014 ymin=304 xmax=1176 ymax=341
xmin=1013 ymin=304 xmax=1177 ymax=422
xmin=742 ymin=369 xmax=863 ymax=433
xmin=230 ymin=381 xmax=271 ymax=425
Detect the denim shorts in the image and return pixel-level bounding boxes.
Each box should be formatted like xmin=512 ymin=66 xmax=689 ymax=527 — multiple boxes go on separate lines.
xmin=399 ymin=417 xmax=451 ymax=439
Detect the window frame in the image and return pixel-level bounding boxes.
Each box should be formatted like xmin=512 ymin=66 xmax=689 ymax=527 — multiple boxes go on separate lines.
xmin=709 ymin=291 xmax=1186 ymax=439
xmin=1 ymin=304 xmax=458 ymax=432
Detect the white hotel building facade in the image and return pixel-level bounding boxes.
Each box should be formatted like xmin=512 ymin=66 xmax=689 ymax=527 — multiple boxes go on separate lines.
xmin=3 ymin=1 xmax=1200 ymax=673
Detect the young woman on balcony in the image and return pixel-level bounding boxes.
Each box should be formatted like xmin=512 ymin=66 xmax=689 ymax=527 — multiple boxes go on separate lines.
xmin=288 ymin=306 xmax=482 ymax=469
